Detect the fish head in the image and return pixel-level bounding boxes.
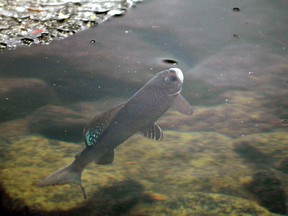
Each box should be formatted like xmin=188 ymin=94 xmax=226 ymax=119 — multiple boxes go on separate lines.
xmin=152 ymin=68 xmax=184 ymax=96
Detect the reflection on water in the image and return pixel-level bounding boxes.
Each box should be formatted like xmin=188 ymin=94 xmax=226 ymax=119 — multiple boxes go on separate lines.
xmin=0 ymin=0 xmax=136 ymax=49
xmin=0 ymin=0 xmax=287 ymax=215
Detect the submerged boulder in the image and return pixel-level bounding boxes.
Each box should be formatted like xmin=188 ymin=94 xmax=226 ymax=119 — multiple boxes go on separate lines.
xmin=132 ymin=192 xmax=280 ymax=216
xmin=0 ymin=78 xmax=53 ymax=122
xmin=28 ymin=105 xmax=87 ymax=142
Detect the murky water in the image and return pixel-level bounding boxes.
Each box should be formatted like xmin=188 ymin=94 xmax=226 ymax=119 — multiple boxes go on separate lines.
xmin=0 ymin=0 xmax=288 ymax=215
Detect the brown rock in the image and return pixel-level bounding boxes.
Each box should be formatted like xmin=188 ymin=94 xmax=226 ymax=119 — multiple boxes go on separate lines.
xmin=0 ymin=78 xmax=53 ymax=122
xmin=28 ymin=105 xmax=87 ymax=142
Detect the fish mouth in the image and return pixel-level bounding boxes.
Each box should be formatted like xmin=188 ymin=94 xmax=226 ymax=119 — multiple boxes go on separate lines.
xmin=168 ymin=88 xmax=182 ymax=96
xmin=169 ymin=68 xmax=184 ymax=83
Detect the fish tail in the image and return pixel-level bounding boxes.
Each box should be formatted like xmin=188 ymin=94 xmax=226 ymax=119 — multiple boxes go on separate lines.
xmin=38 ymin=163 xmax=87 ymax=198
xmin=38 ymin=161 xmax=83 ymax=186
xmin=39 ymin=165 xmax=81 ymax=185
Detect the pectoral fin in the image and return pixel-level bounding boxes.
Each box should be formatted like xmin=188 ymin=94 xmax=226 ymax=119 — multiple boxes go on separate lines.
xmin=172 ymin=94 xmax=193 ymax=115
xmin=140 ymin=122 xmax=163 ymax=141
xmin=96 ymin=150 xmax=115 ymax=165
xmin=84 ymin=103 xmax=125 ymax=147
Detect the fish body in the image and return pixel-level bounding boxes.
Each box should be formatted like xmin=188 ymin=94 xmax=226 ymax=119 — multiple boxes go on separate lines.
xmin=38 ymin=68 xmax=193 ymax=197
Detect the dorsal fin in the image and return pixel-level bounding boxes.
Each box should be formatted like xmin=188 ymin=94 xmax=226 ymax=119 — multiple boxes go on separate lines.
xmin=139 ymin=122 xmax=163 ymax=141
xmin=83 ymin=103 xmax=125 ymax=147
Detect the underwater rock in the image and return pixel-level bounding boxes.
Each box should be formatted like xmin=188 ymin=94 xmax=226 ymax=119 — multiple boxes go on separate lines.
xmin=131 ymin=192 xmax=280 ymax=216
xmin=0 ymin=52 xmax=142 ymax=103
xmin=234 ymin=132 xmax=288 ymax=173
xmin=27 ymin=98 xmax=127 ymax=142
xmin=257 ymin=63 xmax=288 ymax=121
xmin=1 ymin=130 xmax=287 ymax=215
xmin=185 ymin=45 xmax=288 ymax=121
xmin=234 ymin=132 xmax=288 ymax=214
xmin=278 ymin=158 xmax=288 ymax=174
xmin=28 ymin=105 xmax=87 ymax=142
xmin=160 ymin=91 xmax=283 ymax=138
xmin=234 ymin=141 xmax=272 ymax=167
xmin=0 ymin=179 xmax=147 ymax=216
xmin=246 ymin=170 xmax=287 ymax=215
xmin=0 ymin=78 xmax=53 ymax=122
xmin=0 ymin=132 xmax=241 ymax=212
xmin=187 ymin=44 xmax=286 ymax=90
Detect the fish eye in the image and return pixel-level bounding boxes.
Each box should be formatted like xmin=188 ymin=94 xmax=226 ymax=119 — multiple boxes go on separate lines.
xmin=165 ymin=74 xmax=178 ymax=83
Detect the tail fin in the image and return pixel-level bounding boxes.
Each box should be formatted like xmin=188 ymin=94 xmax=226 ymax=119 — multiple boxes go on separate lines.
xmin=38 ymin=163 xmax=87 ymax=199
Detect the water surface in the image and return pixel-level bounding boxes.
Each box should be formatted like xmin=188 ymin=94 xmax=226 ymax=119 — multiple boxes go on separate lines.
xmin=0 ymin=0 xmax=287 ymax=215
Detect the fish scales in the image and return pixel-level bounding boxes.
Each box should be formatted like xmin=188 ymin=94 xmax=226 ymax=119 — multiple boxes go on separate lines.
xmin=96 ymin=89 xmax=174 ymax=147
xmin=38 ymin=68 xmax=193 ymax=198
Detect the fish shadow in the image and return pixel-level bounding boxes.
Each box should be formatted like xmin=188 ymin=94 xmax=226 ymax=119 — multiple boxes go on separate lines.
xmin=234 ymin=141 xmax=287 ymax=215
xmin=0 ymin=179 xmax=154 ymax=216
xmin=73 ymin=180 xmax=153 ymax=216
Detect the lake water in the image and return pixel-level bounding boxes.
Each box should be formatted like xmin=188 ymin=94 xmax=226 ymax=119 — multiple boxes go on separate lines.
xmin=0 ymin=0 xmax=287 ymax=215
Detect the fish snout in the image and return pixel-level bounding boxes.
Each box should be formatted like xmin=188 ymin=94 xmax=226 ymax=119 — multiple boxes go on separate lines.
xmin=168 ymin=68 xmax=184 ymax=83
xmin=164 ymin=68 xmax=184 ymax=85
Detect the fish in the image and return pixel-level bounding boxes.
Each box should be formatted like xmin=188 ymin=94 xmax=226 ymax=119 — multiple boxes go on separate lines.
xmin=38 ymin=68 xmax=193 ymax=198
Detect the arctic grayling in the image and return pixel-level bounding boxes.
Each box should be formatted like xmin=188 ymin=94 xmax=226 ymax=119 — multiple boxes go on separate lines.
xmin=38 ymin=68 xmax=193 ymax=198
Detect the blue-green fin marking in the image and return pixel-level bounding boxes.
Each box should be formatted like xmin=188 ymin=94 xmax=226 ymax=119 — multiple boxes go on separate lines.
xmin=83 ymin=103 xmax=125 ymax=147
